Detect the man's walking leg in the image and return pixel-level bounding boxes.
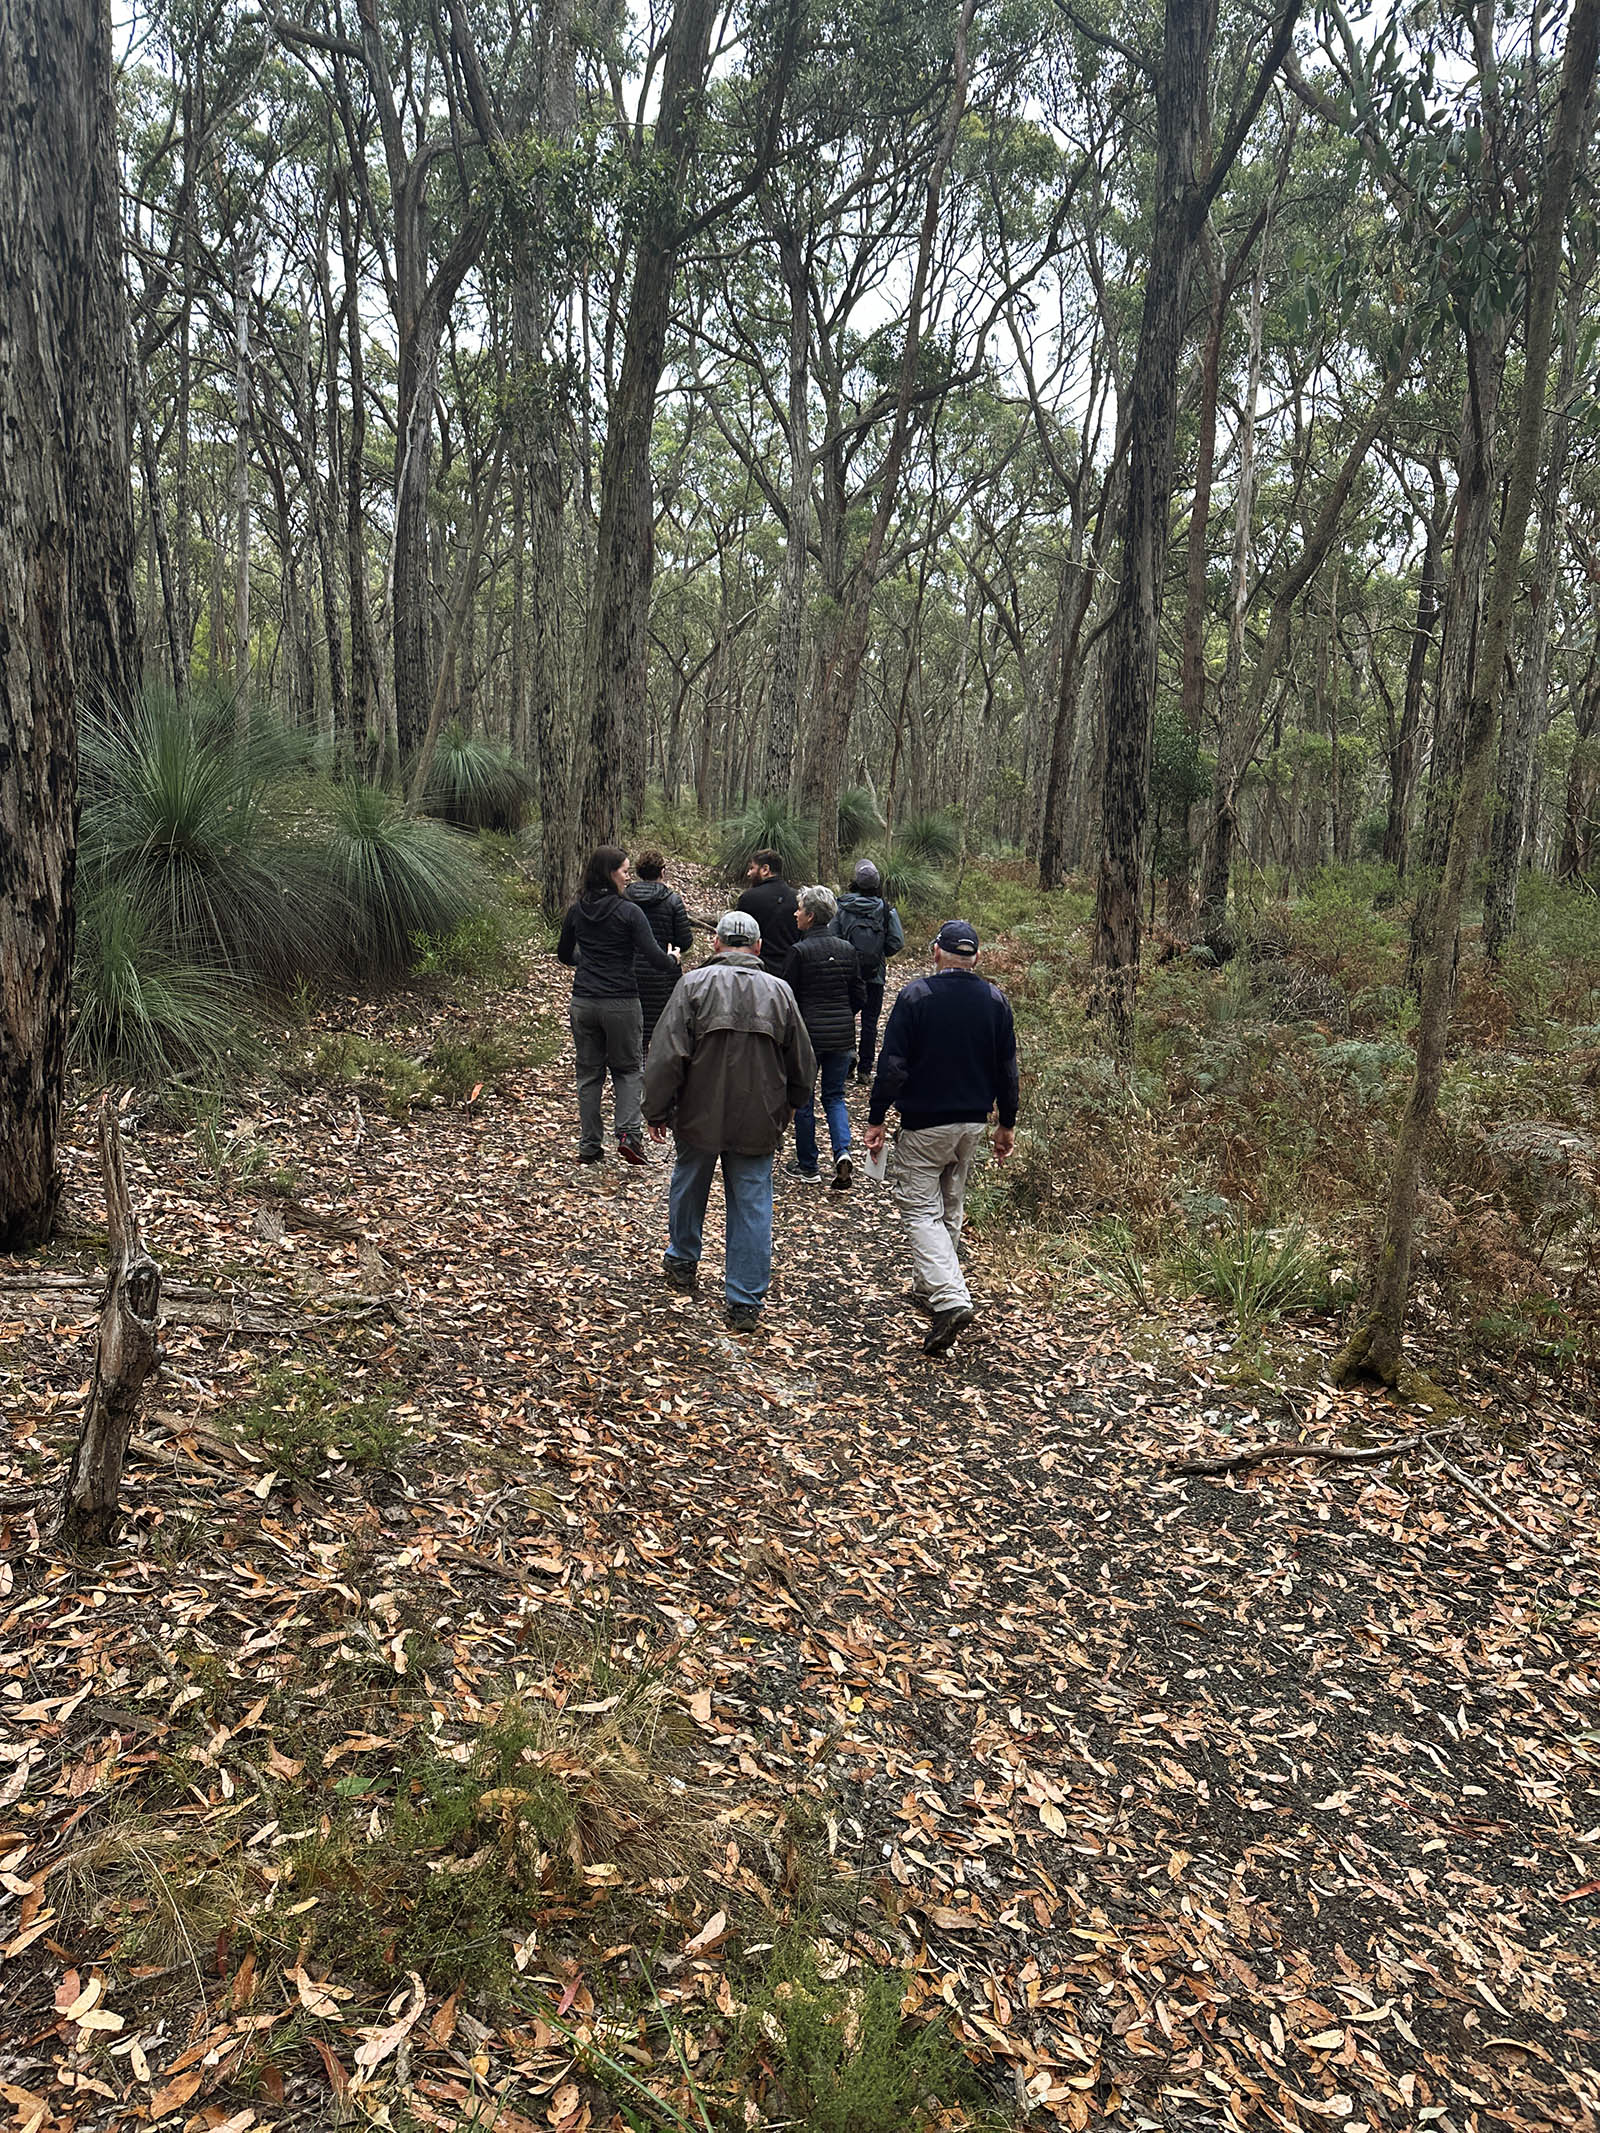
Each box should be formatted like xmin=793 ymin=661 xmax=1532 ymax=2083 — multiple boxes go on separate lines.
xmin=858 ymin=982 xmax=885 ymax=1080
xmin=940 ymin=1125 xmax=984 ymax=1255
xmin=666 ymin=1143 xmax=717 ymax=1278
xmin=893 ymin=1127 xmax=969 ymax=1312
xmin=570 ymin=1000 xmax=607 ymax=1159
xmin=720 ymin=1152 xmax=775 ymax=1313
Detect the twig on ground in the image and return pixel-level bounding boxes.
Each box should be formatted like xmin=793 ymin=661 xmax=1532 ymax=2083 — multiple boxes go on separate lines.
xmin=1168 ymin=1424 xmax=1462 ymax=1477
xmin=1427 ymin=1451 xmax=1565 ymax=1557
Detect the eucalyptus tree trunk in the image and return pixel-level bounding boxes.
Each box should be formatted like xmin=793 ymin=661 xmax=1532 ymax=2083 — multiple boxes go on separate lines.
xmin=1 ymin=0 xmax=138 ymax=1247
xmin=1037 ymin=556 xmax=1095 ymax=890
xmin=800 ymin=0 xmax=977 ymax=882
xmin=1336 ymin=0 xmax=1599 ymax=1389
xmin=304 ymin=263 xmax=347 ymax=755
xmin=766 ymin=216 xmax=812 ymax=800
xmin=1408 ymin=318 xmax=1509 ymax=979
xmin=1383 ymin=481 xmax=1445 ymax=878
xmin=335 ymin=167 xmax=379 ymax=763
xmin=1197 ymin=353 xmax=1409 ymax=950
xmin=232 ymin=244 xmax=252 ymax=724
xmin=1197 ymin=253 xmax=1265 ymax=947
xmin=137 ymin=385 xmax=187 ymax=693
xmin=576 ymin=0 xmax=720 ymax=852
xmin=1092 ymin=0 xmax=1212 ymax=1046
xmin=1558 ymin=649 xmax=1600 ymax=878
xmin=1482 ymin=239 xmax=1590 ymax=956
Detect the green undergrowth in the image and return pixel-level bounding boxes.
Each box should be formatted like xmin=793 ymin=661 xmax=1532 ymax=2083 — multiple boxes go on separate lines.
xmin=964 ymin=860 xmax=1600 ymax=1374
xmin=226 ymin=1360 xmax=409 ymax=1478
xmin=712 ymin=1931 xmax=1004 ymax=2133
xmin=287 ymin=1009 xmax=560 ymax=1116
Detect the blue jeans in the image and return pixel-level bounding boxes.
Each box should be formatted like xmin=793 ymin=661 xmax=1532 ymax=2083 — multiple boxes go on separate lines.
xmin=794 ymin=1051 xmax=854 ymax=1172
xmin=665 ymin=1145 xmax=775 ymax=1310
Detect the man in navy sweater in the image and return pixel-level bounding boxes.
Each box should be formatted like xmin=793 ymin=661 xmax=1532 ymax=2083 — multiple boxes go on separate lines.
xmin=863 ymin=920 xmax=1018 ymax=1355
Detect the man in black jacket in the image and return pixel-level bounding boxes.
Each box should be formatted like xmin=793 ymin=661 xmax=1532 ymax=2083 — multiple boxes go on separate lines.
xmin=864 ymin=920 xmax=1018 ymax=1354
xmin=781 ymin=885 xmax=864 ymax=1189
xmin=736 ymin=850 xmax=799 ymax=976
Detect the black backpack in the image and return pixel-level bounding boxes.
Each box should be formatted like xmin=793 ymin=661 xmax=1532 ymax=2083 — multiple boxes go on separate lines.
xmin=838 ymin=898 xmax=887 ymax=968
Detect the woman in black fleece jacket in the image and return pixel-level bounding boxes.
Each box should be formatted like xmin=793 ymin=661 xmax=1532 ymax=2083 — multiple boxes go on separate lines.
xmin=558 ymin=846 xmax=676 ymax=1164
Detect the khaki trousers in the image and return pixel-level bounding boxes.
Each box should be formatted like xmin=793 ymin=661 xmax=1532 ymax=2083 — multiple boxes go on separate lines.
xmin=892 ymin=1122 xmax=985 ymax=1311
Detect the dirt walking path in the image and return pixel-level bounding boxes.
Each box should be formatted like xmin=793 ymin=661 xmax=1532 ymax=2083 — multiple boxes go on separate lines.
xmin=2 ymin=924 xmax=1598 ymax=2131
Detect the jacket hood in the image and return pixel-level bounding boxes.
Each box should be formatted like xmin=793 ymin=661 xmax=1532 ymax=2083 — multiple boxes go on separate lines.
xmin=578 ymin=889 xmax=621 ymax=918
xmin=628 ymin=880 xmax=672 ymax=905
xmin=837 ymin=891 xmax=885 ymax=912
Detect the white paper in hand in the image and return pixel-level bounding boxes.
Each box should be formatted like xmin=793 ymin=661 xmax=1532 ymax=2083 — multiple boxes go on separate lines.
xmin=862 ymin=1140 xmax=890 ymax=1182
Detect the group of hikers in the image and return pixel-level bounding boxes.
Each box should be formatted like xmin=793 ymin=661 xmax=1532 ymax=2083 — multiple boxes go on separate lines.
xmin=556 ymin=845 xmax=1018 ymax=1356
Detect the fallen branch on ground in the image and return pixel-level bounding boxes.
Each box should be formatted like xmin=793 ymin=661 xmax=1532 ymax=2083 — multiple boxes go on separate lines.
xmin=1427 ymin=1451 xmax=1565 ymax=1557
xmin=1168 ymin=1424 xmax=1462 ymax=1476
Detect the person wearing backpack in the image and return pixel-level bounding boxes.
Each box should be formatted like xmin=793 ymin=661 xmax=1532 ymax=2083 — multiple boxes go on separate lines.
xmin=831 ymin=861 xmax=904 ymax=1082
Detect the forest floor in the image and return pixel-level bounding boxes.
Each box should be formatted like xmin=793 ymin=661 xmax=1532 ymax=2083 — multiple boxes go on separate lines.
xmin=2 ymin=872 xmax=1599 ymax=2133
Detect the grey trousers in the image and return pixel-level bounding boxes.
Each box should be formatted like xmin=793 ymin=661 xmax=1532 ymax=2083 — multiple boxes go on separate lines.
xmin=570 ymin=996 xmax=643 ymax=1156
xmin=892 ymin=1121 xmax=985 ymax=1311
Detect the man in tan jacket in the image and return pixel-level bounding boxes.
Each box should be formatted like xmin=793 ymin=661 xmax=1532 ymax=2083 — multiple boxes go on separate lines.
xmin=644 ymin=910 xmax=815 ymax=1332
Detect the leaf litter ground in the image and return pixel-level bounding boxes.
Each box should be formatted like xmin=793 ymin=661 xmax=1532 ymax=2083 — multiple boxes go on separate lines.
xmin=1 ymin=912 xmax=1598 ymax=2133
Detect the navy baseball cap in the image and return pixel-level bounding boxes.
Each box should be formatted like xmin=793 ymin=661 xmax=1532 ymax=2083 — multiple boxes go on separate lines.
xmin=936 ymin=919 xmax=979 ymax=956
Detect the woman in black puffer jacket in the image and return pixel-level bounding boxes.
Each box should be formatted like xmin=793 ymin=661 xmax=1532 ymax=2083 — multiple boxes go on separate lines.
xmin=780 ymin=885 xmax=864 ymax=1189
xmin=625 ymin=849 xmax=695 ymax=1048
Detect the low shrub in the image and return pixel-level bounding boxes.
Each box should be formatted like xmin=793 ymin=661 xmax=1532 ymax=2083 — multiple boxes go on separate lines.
xmin=78 ymin=688 xmax=328 ymax=985
xmin=838 ymin=784 xmax=886 ymax=855
xmin=725 ymin=1933 xmax=993 ymax=2133
xmin=71 ymin=877 xmax=243 ymax=1082
xmin=322 ymin=779 xmax=482 ymax=979
xmin=1180 ymin=1221 xmax=1339 ymax=1328
xmin=420 ymin=723 xmax=536 ymax=834
xmin=718 ymin=798 xmax=816 ymax=883
xmin=227 ymin=1362 xmax=408 ymax=1477
xmin=891 ymin=810 xmax=962 ymax=867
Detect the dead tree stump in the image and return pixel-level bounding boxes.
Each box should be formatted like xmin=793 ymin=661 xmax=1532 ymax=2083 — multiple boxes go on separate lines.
xmin=61 ymin=1099 xmax=162 ymax=1544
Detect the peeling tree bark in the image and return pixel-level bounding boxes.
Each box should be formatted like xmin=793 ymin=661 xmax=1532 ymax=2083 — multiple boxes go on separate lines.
xmin=61 ymin=1102 xmax=163 ymax=1546
xmin=1 ymin=0 xmax=138 ymax=1248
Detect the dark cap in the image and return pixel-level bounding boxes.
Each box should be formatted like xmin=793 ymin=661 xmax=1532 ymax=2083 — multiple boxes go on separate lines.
xmin=851 ymin=860 xmax=882 ymax=893
xmin=936 ymin=919 xmax=979 ymax=956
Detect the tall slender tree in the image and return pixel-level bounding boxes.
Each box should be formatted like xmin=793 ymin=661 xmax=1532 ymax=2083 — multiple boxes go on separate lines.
xmin=1 ymin=0 xmax=139 ymax=1245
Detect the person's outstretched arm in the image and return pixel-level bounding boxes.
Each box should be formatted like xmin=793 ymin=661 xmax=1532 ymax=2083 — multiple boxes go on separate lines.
xmin=556 ymin=908 xmax=578 ymax=967
xmin=884 ymin=906 xmax=905 ymax=958
xmin=670 ymin=894 xmax=694 ymax=951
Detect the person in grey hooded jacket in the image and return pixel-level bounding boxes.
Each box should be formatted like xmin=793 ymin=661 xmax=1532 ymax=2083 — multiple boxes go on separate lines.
xmin=830 ymin=860 xmax=904 ymax=1081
